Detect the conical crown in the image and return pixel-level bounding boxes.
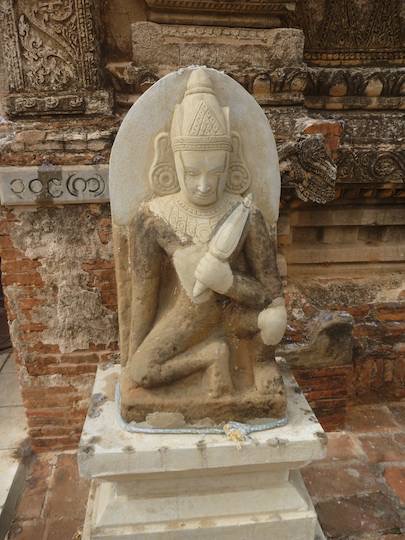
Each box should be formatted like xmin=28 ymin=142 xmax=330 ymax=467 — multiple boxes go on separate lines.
xmin=171 ymin=68 xmax=231 ymax=152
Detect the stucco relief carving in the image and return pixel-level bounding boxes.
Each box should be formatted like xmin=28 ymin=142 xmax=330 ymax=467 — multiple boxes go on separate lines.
xmin=279 ymin=135 xmax=337 ymax=204
xmin=145 ymin=0 xmax=297 ymax=27
xmin=337 ymin=149 xmax=405 ymax=184
xmin=306 ymin=67 xmax=405 ymax=109
xmin=131 ymin=22 xmax=305 ymax=75
xmin=298 ymin=0 xmax=404 ymax=66
xmin=0 ymin=0 xmax=109 ymax=115
xmin=110 ymin=67 xmax=288 ymax=425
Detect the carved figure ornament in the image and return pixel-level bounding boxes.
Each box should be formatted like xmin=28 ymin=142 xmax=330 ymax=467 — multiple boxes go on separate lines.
xmin=112 ymin=68 xmax=288 ymax=424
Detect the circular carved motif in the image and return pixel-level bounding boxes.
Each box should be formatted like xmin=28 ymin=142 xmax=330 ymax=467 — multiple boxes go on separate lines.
xmin=226 ymin=163 xmax=250 ymax=194
xmin=150 ymin=164 xmax=178 ymax=195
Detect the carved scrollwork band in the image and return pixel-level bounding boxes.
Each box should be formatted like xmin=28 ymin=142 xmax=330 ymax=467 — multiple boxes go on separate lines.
xmin=0 ymin=0 xmax=110 ymax=116
xmin=305 ymin=67 xmax=405 ymax=109
xmin=108 ymin=62 xmax=405 ymax=111
xmin=297 ymin=0 xmax=404 ymax=67
xmin=337 ymin=149 xmax=405 ymax=184
xmin=144 ymin=0 xmax=297 ymax=27
xmin=0 ymin=165 xmax=109 ymax=206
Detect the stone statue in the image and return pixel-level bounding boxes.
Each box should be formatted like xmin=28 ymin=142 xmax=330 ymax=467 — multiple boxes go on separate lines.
xmin=110 ymin=67 xmax=288 ymax=425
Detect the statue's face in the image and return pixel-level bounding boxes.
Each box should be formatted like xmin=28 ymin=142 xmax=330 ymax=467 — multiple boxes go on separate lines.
xmin=174 ymin=150 xmax=229 ymax=206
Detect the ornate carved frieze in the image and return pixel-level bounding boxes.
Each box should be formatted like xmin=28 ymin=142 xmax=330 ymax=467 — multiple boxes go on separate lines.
xmin=145 ymin=0 xmax=297 ymax=28
xmin=0 ymin=164 xmax=109 ymax=205
xmin=108 ymin=62 xmax=308 ymax=107
xmin=106 ymin=63 xmax=159 ymax=104
xmin=337 ymin=148 xmax=405 ymax=184
xmin=252 ymin=67 xmax=307 ymax=105
xmin=298 ymin=0 xmax=405 ymax=67
xmin=0 ymin=0 xmax=111 ymax=116
xmin=6 ymin=90 xmax=112 ymax=116
xmin=305 ymin=68 xmax=405 ymax=110
xmin=278 ymin=135 xmax=337 ymax=204
xmin=3 ymin=149 xmax=402 ymax=207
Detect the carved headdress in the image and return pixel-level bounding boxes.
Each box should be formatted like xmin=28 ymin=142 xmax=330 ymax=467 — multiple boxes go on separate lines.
xmin=171 ymin=68 xmax=232 ymax=153
xmin=150 ymin=68 xmax=250 ymax=196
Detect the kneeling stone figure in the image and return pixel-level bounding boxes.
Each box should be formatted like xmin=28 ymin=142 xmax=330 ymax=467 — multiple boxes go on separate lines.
xmin=114 ymin=68 xmax=288 ymax=424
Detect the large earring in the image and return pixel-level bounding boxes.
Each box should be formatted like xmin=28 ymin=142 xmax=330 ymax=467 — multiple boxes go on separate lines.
xmin=226 ymin=132 xmax=251 ymax=194
xmin=149 ymin=132 xmax=179 ymax=195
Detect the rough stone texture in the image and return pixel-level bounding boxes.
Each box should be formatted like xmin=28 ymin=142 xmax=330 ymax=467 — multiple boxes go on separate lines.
xmin=132 ymin=23 xmax=305 ymax=75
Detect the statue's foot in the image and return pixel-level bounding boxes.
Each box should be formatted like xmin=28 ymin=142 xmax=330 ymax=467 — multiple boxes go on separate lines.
xmin=207 ymin=340 xmax=233 ymax=398
xmin=253 ymin=361 xmax=285 ymax=397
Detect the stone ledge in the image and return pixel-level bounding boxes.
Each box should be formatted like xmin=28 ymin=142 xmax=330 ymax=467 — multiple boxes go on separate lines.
xmin=0 ymin=165 xmax=109 ymax=206
xmin=78 ymin=364 xmax=326 ymax=479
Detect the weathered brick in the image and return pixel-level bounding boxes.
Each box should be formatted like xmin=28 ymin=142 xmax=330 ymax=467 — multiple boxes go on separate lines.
xmin=384 ymin=467 xmax=405 ymax=504
xmin=302 ymin=462 xmax=380 ymax=501
xmin=345 ymin=405 xmax=401 ymax=433
xmin=3 ymin=273 xmax=43 ymax=286
xmin=359 ymin=433 xmax=405 ymax=463
xmin=324 ymin=432 xmax=365 ymax=461
xmin=375 ymin=304 xmax=405 ymax=322
xmin=316 ymin=493 xmax=402 ymax=538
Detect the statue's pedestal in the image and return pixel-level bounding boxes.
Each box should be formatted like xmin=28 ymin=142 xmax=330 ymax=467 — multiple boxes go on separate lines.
xmin=78 ymin=365 xmax=326 ymax=540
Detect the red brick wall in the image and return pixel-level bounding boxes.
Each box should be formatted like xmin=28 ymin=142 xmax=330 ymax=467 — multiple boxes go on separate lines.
xmin=0 ymin=204 xmax=118 ymax=452
xmin=285 ymin=280 xmax=405 ymax=404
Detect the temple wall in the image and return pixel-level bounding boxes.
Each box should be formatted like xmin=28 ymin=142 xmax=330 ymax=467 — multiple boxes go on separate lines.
xmin=0 ymin=0 xmax=403 ymax=450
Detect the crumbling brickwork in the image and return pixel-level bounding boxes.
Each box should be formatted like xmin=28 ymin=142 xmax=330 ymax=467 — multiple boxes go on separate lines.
xmin=0 ymin=204 xmax=118 ymax=451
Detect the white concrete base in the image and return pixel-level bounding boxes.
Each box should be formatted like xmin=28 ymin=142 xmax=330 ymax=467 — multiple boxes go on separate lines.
xmin=79 ymin=364 xmax=327 ymax=540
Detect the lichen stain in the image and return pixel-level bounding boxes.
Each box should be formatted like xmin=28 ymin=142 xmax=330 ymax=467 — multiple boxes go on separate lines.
xmin=9 ymin=206 xmax=118 ymax=353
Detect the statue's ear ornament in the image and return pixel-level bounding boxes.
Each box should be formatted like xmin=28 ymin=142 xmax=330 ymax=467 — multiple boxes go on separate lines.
xmin=149 ymin=132 xmax=179 ymax=195
xmin=226 ymin=132 xmax=251 ymax=194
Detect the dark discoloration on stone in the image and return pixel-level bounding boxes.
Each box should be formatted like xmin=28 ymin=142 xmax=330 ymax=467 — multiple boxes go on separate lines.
xmin=88 ymin=393 xmax=107 ymax=419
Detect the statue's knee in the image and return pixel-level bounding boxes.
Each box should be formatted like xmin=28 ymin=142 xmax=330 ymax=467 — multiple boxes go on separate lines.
xmin=130 ymin=354 xmax=160 ymax=388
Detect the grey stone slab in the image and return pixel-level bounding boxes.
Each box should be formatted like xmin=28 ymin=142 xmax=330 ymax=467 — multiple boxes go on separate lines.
xmin=132 ymin=23 xmax=305 ymax=73
xmin=1 ymin=354 xmax=16 ymax=375
xmin=0 ymin=450 xmax=27 ymax=540
xmin=79 ymin=364 xmax=326 ymax=479
xmin=0 ymin=352 xmax=10 ymax=373
xmin=0 ymin=407 xmax=27 ymax=450
xmin=0 ymin=373 xmax=22 ymax=407
xmin=0 ymin=164 xmax=109 ymax=207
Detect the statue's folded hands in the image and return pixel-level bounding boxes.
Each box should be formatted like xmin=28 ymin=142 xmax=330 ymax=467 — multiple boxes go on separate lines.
xmin=194 ymin=252 xmax=234 ymax=294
